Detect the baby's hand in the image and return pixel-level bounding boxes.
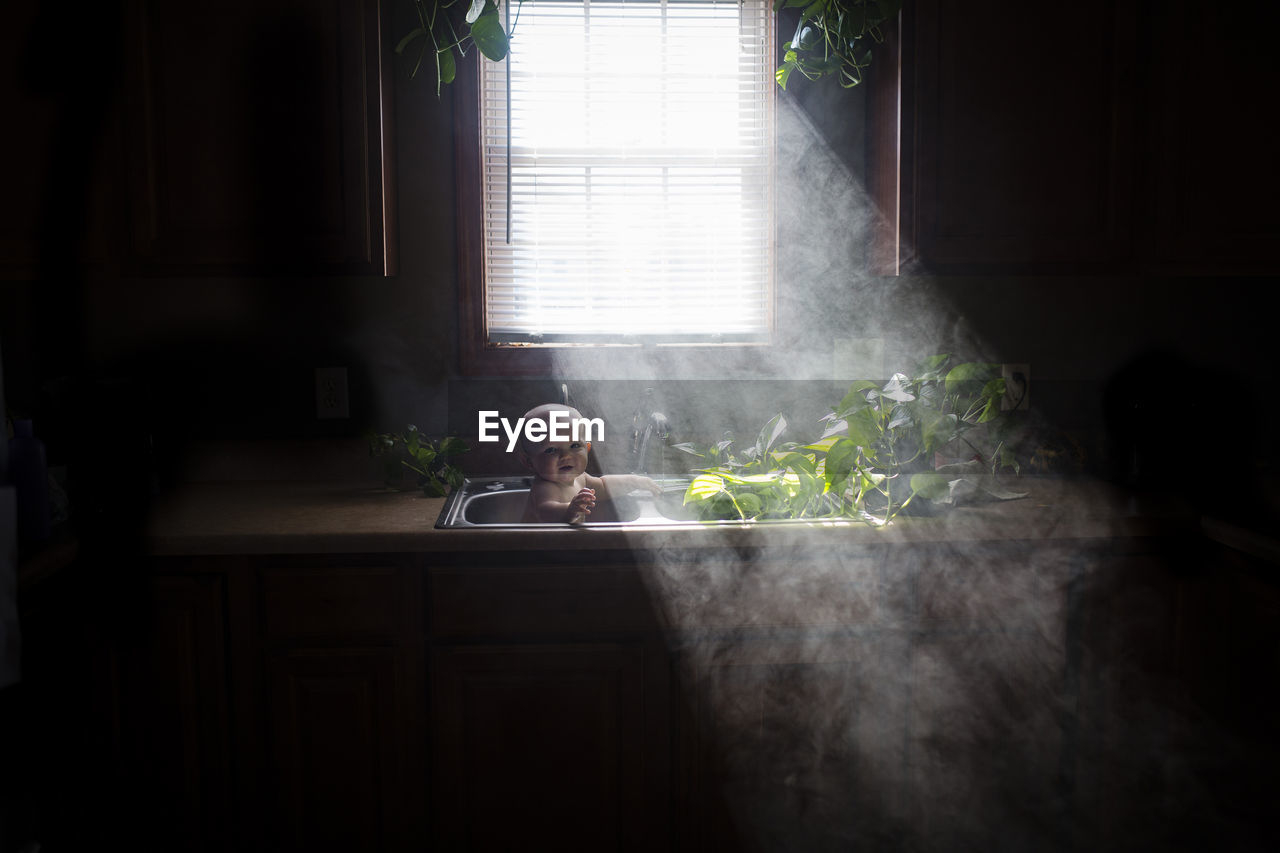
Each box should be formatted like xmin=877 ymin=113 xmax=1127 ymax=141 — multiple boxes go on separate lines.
xmin=568 ymin=487 xmax=596 ymax=521
xmin=638 ymin=477 xmax=662 ymax=496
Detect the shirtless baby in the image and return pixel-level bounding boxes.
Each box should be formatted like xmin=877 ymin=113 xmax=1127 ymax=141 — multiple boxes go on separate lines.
xmin=517 ymin=403 xmax=661 ymax=523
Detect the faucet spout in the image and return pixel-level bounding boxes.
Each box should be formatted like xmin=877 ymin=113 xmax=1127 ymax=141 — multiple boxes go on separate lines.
xmin=632 ymin=412 xmax=671 ymax=476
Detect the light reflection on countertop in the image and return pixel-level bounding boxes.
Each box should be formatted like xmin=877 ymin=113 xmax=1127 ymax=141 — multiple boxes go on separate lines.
xmin=144 ymin=476 xmax=1200 ymax=556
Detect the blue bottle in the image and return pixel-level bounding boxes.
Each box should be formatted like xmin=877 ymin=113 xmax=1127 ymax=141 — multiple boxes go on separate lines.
xmin=9 ymin=419 xmax=51 ymax=543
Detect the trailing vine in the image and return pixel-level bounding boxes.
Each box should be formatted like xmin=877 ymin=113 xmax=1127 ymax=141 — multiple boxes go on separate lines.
xmin=396 ymin=0 xmax=900 ymax=95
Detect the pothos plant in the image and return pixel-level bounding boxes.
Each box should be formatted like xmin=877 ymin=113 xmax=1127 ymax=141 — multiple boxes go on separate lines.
xmin=775 ymin=0 xmax=901 ymax=90
xmin=367 ymin=425 xmax=469 ymax=497
xmin=397 ymin=0 xmax=899 ymax=95
xmin=396 ymin=0 xmax=519 ymax=96
xmin=674 ymin=354 xmax=1021 ymax=525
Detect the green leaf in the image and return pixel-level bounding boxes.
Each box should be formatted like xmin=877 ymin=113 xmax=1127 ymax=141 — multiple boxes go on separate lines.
xmin=755 ymin=413 xmax=787 ymax=456
xmin=882 ymin=373 xmax=915 ymax=402
xmin=835 ymin=380 xmax=878 ymax=416
xmin=920 ymin=411 xmax=959 ymax=453
xmin=772 ymin=451 xmax=817 ymax=476
xmin=804 ymin=435 xmax=841 ymax=453
xmin=909 ymin=470 xmax=949 ymax=500
xmin=395 ymin=26 xmax=429 ymax=56
xmin=736 ymin=492 xmax=763 ymax=518
xmin=887 ymin=403 xmax=914 ymax=431
xmin=437 ymin=435 xmax=469 ymax=456
xmin=944 ymin=362 xmax=999 ymax=395
xmin=776 ymin=60 xmax=795 ymax=90
xmin=684 ymin=473 xmax=726 ymax=504
xmin=823 ymin=438 xmax=859 ymax=489
xmin=844 ymin=407 xmax=881 ymax=450
xmin=471 ymin=12 xmax=509 ymax=61
xmin=437 ymin=45 xmax=456 ymax=86
xmin=914 ymin=353 xmax=951 ymax=379
xmin=465 ymin=0 xmax=488 ymax=25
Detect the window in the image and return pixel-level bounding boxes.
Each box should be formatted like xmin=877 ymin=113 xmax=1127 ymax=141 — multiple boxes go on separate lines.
xmin=457 ymin=0 xmax=776 ymax=372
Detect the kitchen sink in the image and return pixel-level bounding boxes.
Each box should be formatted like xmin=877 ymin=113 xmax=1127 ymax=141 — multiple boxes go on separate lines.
xmin=435 ymin=476 xmax=695 ymax=528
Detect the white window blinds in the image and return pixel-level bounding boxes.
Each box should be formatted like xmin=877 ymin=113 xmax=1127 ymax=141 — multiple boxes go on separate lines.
xmin=479 ymin=0 xmax=775 ymax=343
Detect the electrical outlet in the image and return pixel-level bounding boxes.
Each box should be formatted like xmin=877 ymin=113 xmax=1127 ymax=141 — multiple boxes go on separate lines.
xmin=1001 ymin=363 xmax=1030 ymax=411
xmin=315 ymin=367 xmax=349 ymax=419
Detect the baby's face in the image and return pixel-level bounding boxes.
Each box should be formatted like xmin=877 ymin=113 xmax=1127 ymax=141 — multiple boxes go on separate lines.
xmin=523 ymin=438 xmax=591 ymax=484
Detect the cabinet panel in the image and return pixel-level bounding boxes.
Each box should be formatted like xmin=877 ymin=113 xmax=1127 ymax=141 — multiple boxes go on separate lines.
xmin=674 ymin=635 xmax=910 ymax=851
xmin=265 ymin=648 xmax=411 ymax=853
xmin=906 ymin=634 xmax=1069 ymax=850
xmin=262 ymin=564 xmax=404 ymax=645
xmin=1143 ymin=2 xmax=1280 ymax=272
xmin=0 ymin=1 xmax=120 ymax=276
xmin=647 ymin=551 xmax=886 ymax=631
xmin=905 ymin=0 xmax=1137 ymax=271
xmin=430 ymin=562 xmax=660 ymax=638
xmin=431 ymin=642 xmax=666 ymax=851
xmin=123 ymin=573 xmax=232 ymax=852
xmin=122 ymin=0 xmax=394 ymax=274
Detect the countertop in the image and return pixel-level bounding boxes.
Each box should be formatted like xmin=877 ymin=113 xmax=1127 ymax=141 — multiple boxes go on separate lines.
xmin=144 ymin=477 xmax=1198 ymax=556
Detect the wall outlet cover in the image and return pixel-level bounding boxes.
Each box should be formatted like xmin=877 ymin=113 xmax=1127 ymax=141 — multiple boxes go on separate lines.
xmin=315 ymin=367 xmax=350 ymax=419
xmin=1001 ymin=363 xmax=1030 ymax=411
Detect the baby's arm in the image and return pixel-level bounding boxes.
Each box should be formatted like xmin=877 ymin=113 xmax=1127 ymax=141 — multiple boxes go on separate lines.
xmin=594 ymin=473 xmax=662 ymax=498
xmin=528 ymin=479 xmax=597 ymax=523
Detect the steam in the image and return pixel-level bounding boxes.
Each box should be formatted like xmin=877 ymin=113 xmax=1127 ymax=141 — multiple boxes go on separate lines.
xmin=525 ymin=93 xmax=1269 ymax=850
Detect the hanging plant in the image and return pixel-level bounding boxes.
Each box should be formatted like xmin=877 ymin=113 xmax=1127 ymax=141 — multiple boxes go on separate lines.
xmin=397 ymin=0 xmax=899 ymax=94
xmin=775 ymin=0 xmax=901 ymax=89
xmin=396 ymin=0 xmax=521 ymax=96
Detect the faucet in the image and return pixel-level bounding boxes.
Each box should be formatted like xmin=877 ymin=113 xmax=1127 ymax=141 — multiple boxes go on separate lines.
xmin=630 ymin=389 xmax=671 ymax=476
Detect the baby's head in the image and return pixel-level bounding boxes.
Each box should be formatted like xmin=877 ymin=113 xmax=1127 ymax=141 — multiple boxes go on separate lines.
xmin=518 ymin=403 xmax=594 ymax=484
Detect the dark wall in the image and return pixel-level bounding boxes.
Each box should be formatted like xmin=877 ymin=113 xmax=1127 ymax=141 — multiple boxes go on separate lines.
xmin=2 ymin=0 xmax=1274 ymax=504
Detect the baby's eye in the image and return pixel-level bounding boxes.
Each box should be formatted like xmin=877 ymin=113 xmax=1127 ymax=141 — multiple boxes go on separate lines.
xmin=542 ymin=447 xmax=557 ymax=455
xmin=570 ymin=442 xmax=583 ymax=450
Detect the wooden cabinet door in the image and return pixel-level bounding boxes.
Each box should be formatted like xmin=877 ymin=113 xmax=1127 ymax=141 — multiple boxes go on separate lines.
xmin=255 ymin=558 xmax=425 ymax=852
xmin=430 ymin=642 xmax=668 ymax=852
xmin=672 ymin=634 xmax=911 ymax=852
xmin=1142 ymin=1 xmax=1280 ymax=273
xmin=122 ymin=0 xmax=395 ymax=274
xmin=122 ymin=572 xmax=233 ymax=852
xmin=264 ymin=648 xmax=412 ymax=853
xmin=901 ymin=0 xmax=1139 ymax=272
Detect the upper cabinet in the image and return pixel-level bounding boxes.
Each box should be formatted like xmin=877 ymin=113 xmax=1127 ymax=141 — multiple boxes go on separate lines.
xmin=1141 ymin=2 xmax=1280 ymax=274
xmin=122 ymin=0 xmax=397 ymax=275
xmin=883 ymin=0 xmax=1280 ymax=275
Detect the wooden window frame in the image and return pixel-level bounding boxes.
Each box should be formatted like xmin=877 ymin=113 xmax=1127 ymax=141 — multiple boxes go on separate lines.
xmin=452 ymin=8 xmax=788 ymax=378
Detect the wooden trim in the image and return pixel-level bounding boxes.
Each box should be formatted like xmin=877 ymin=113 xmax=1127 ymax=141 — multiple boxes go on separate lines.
xmin=373 ymin=0 xmax=399 ymax=276
xmin=453 ymin=11 xmax=782 ymax=378
xmin=867 ymin=9 xmax=903 ymax=276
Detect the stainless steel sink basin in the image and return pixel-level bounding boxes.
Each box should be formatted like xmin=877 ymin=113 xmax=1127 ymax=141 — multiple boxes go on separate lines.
xmin=435 ymin=476 xmax=694 ymax=528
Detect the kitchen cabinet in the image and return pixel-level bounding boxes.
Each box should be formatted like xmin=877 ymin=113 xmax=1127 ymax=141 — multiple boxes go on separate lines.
xmin=897 ymin=0 xmax=1139 ymax=273
xmin=120 ymin=0 xmax=396 ymax=274
xmin=428 ymin=554 xmax=672 ymax=851
xmin=0 ymin=0 xmax=122 ymax=278
xmin=430 ymin=642 xmax=660 ymax=850
xmin=253 ymin=557 xmax=426 ymax=853
xmin=1141 ymin=2 xmax=1280 ymax=273
xmin=39 ymin=488 xmax=1275 ymax=851
xmin=120 ymin=569 xmax=235 ymax=853
xmin=101 ymin=556 xmax=424 ymax=852
xmin=886 ymin=0 xmax=1280 ymax=274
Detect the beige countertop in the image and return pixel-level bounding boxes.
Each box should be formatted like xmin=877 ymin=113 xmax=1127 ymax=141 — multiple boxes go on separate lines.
xmin=143 ymin=477 xmax=1196 ymax=556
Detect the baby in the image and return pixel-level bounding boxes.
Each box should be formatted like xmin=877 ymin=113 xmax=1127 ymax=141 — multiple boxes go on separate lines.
xmin=517 ymin=403 xmax=661 ymax=523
